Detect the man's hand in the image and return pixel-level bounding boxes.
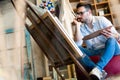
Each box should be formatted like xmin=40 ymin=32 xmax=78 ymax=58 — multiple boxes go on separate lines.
xmin=72 ymin=18 xmax=81 ymax=25
xmin=101 ymin=27 xmax=119 ymax=39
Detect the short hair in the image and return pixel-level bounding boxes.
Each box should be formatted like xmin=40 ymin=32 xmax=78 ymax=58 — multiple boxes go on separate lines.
xmin=76 ymin=2 xmax=92 ymax=10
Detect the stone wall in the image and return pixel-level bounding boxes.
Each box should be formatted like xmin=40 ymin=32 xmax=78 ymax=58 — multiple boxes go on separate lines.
xmin=0 ymin=0 xmax=25 ymax=80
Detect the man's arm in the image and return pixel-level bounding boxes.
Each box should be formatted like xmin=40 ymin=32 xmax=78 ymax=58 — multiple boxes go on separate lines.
xmin=101 ymin=26 xmax=120 ymax=40
xmin=72 ymin=19 xmax=83 ymax=45
xmin=99 ymin=16 xmax=120 ymax=40
xmin=83 ymin=26 xmax=112 ymax=40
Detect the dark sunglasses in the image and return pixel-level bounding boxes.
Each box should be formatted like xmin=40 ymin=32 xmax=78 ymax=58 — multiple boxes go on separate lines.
xmin=76 ymin=11 xmax=87 ymax=16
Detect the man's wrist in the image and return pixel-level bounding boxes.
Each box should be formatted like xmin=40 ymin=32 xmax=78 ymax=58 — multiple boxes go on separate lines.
xmin=117 ymin=35 xmax=120 ymax=41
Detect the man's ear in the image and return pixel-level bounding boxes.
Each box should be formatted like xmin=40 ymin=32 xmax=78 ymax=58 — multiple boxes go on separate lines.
xmin=86 ymin=9 xmax=91 ymax=16
xmin=88 ymin=9 xmax=92 ymax=14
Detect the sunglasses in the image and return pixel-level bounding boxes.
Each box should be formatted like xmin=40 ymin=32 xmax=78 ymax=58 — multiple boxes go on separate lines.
xmin=76 ymin=11 xmax=87 ymax=16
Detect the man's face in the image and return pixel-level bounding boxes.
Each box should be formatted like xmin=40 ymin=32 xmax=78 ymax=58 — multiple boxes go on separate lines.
xmin=76 ymin=6 xmax=89 ymax=23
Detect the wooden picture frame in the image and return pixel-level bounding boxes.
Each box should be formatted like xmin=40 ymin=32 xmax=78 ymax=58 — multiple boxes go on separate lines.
xmin=25 ymin=0 xmax=89 ymax=79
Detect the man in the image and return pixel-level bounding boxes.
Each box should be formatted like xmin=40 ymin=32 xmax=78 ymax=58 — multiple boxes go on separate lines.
xmin=73 ymin=2 xmax=120 ymax=80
